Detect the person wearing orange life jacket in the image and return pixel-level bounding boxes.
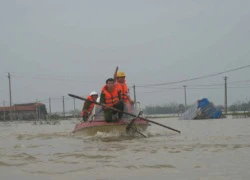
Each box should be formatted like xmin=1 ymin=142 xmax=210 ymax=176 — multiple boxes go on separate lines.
xmin=81 ymin=91 xmax=98 ymax=122
xmin=113 ymin=66 xmax=134 ymax=113
xmin=100 ymin=78 xmax=124 ymax=122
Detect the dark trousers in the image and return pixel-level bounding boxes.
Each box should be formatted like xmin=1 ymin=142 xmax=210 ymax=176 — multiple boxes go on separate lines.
xmin=104 ymin=101 xmax=124 ymax=122
xmin=82 ymin=115 xmax=89 ymax=122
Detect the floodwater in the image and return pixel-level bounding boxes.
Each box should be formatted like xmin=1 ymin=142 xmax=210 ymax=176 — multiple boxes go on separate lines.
xmin=0 ymin=117 xmax=250 ymax=180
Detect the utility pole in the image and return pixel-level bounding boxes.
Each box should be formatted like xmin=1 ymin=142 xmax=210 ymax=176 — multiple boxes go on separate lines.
xmin=13 ymin=105 xmax=16 ymax=121
xmin=38 ymin=102 xmax=41 ymax=121
xmin=224 ymin=76 xmax=228 ymax=115
xmin=3 ymin=100 xmax=6 ymax=121
xmin=49 ymin=97 xmax=51 ymax=117
xmin=8 ymin=72 xmax=13 ymax=121
xmin=73 ymin=97 xmax=75 ymax=118
xmin=133 ymin=85 xmax=137 ymax=111
xmin=183 ymin=85 xmax=187 ymax=108
xmin=62 ymin=96 xmax=65 ymax=117
xmin=36 ymin=99 xmax=39 ymax=122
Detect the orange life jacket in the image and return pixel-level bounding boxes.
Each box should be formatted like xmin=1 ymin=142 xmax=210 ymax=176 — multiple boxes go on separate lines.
xmin=102 ymin=86 xmax=120 ymax=107
xmin=81 ymin=95 xmax=95 ymax=117
xmin=115 ymin=81 xmax=130 ymax=102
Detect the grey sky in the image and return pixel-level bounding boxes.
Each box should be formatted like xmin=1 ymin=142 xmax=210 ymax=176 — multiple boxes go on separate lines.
xmin=1 ymin=0 xmax=250 ymax=112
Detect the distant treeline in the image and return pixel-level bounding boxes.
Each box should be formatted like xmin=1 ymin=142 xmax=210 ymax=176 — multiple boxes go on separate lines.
xmin=143 ymin=103 xmax=186 ymax=114
xmin=228 ymin=100 xmax=250 ymax=112
xmin=143 ymin=101 xmax=250 ymax=114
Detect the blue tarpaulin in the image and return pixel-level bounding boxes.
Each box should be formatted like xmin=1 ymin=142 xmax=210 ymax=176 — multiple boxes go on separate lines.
xmin=179 ymin=98 xmax=225 ymax=120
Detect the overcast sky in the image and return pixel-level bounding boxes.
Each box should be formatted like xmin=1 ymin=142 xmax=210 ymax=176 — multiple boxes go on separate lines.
xmin=1 ymin=0 xmax=250 ymax=112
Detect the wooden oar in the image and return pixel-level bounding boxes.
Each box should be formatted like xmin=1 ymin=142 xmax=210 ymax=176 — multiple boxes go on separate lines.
xmin=68 ymin=94 xmax=181 ymax=134
xmin=126 ymin=111 xmax=147 ymax=137
xmin=126 ymin=111 xmax=142 ymax=132
xmin=130 ymin=126 xmax=147 ymax=138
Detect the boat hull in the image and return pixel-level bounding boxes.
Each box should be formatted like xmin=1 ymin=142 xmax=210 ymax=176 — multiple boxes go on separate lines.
xmin=73 ymin=119 xmax=148 ymax=136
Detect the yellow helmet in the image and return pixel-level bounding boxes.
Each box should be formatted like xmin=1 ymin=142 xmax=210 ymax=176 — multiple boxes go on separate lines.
xmin=117 ymin=71 xmax=126 ymax=77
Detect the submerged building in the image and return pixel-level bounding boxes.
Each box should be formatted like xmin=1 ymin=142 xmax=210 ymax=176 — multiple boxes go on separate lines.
xmin=0 ymin=103 xmax=47 ymax=121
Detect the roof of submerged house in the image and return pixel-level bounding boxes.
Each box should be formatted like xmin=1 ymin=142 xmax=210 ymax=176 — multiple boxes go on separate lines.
xmin=0 ymin=103 xmax=45 ymax=112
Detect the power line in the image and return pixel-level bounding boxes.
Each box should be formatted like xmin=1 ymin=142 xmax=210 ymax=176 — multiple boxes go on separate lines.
xmin=138 ymin=85 xmax=250 ymax=93
xmin=136 ymin=64 xmax=250 ymax=87
xmin=11 ymin=74 xmax=99 ymax=83
xmin=188 ymin=79 xmax=250 ymax=87
xmin=5 ymin=71 xmax=98 ymax=79
xmin=131 ymin=78 xmax=250 ymax=89
xmin=3 ymin=72 xmax=101 ymax=84
xmin=188 ymin=86 xmax=250 ymax=89
xmin=132 ymin=79 xmax=250 ymax=92
xmin=228 ymin=79 xmax=250 ymax=84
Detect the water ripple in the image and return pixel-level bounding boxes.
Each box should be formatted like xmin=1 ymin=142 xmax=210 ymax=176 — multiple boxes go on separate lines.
xmin=141 ymin=164 xmax=176 ymax=169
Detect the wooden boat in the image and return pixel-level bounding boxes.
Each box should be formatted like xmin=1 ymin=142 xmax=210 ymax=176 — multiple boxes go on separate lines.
xmin=73 ymin=118 xmax=148 ymax=136
xmin=72 ymin=103 xmax=148 ymax=136
xmin=68 ymin=93 xmax=181 ymax=136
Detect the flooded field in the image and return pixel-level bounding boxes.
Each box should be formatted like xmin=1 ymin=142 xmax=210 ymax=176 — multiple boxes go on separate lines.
xmin=0 ymin=117 xmax=250 ymax=180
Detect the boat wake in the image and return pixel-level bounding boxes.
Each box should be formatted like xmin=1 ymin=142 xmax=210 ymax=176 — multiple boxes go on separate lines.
xmin=84 ymin=129 xmax=147 ymax=142
xmin=82 ymin=128 xmax=179 ymax=142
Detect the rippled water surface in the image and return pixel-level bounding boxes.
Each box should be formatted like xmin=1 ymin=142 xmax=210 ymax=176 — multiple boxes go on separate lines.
xmin=1 ymin=117 xmax=250 ymax=180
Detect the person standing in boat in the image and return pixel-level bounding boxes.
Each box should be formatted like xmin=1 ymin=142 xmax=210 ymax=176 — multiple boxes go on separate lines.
xmin=81 ymin=91 xmax=98 ymax=122
xmin=100 ymin=78 xmax=124 ymax=122
xmin=113 ymin=66 xmax=134 ymax=113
